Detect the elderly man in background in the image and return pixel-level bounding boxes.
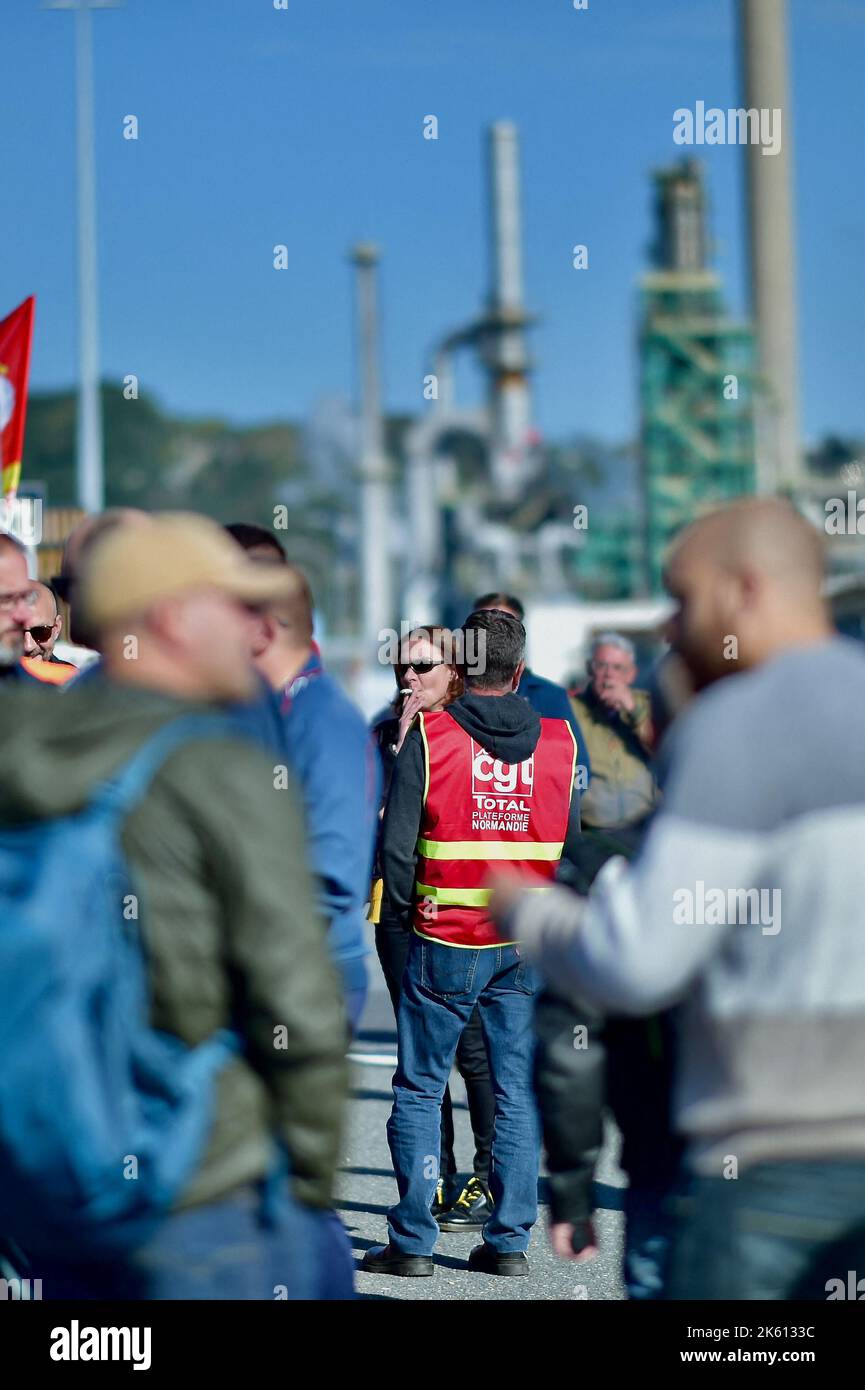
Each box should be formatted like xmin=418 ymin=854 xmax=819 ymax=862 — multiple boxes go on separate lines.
xmin=569 ymin=633 xmax=659 ymax=833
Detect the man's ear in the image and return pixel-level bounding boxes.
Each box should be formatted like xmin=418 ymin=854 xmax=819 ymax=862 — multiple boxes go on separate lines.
xmin=513 ymin=659 xmax=526 ymax=690
xmin=249 ymin=612 xmax=277 ymax=660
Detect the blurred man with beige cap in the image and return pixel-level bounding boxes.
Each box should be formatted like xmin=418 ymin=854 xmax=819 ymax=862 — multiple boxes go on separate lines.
xmin=77 ymin=511 xmax=292 ymax=702
xmin=0 ymin=511 xmax=352 ymax=1299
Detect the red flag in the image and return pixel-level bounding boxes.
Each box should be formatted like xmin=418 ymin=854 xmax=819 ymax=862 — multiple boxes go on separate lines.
xmin=0 ymin=296 xmax=35 ymax=498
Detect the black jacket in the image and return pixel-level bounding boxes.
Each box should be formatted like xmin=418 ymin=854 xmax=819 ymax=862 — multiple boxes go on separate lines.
xmin=534 ymin=821 xmax=682 ymax=1228
xmin=380 ymin=691 xmax=582 ymax=933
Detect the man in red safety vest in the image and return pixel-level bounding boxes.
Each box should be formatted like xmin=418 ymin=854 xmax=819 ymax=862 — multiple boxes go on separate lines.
xmin=363 ymin=608 xmax=582 ymax=1278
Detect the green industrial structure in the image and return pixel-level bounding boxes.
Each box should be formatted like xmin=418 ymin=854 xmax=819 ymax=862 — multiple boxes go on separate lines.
xmin=639 ymin=160 xmax=757 ymax=593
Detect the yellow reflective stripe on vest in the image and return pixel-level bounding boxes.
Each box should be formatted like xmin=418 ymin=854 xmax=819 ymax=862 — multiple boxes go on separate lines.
xmin=417 ymin=882 xmax=552 ymax=908
xmin=416 ymin=838 xmax=564 ymax=861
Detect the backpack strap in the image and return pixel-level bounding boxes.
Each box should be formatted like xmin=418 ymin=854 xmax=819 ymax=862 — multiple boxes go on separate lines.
xmin=91 ymin=714 xmax=239 ymax=820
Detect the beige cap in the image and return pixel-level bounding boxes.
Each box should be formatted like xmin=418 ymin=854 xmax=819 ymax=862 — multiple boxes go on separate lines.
xmin=78 ymin=511 xmax=298 ymax=627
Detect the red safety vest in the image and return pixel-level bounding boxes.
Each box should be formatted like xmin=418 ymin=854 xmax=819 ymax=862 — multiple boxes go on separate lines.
xmin=413 ymin=709 xmax=577 ymax=948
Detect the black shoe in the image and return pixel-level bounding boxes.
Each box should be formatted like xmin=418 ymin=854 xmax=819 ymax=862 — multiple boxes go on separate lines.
xmin=361 ymin=1244 xmax=434 ymax=1278
xmin=437 ymin=1176 xmax=493 ymax=1232
xmin=468 ymin=1243 xmax=529 ymax=1277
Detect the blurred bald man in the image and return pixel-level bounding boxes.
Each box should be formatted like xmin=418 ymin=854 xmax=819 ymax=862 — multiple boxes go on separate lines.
xmin=497 ymin=498 xmax=865 ymax=1300
xmin=663 ymin=497 xmax=830 ymax=690
xmin=22 ymin=583 xmax=69 ymax=663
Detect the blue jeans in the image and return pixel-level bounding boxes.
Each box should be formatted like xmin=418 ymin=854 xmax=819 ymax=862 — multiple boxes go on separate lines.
xmin=386 ymin=934 xmax=541 ymax=1256
xmin=666 ymin=1160 xmax=865 ymax=1300
xmin=344 ymin=985 xmax=368 ymax=1038
xmin=35 ymin=1183 xmax=355 ymax=1300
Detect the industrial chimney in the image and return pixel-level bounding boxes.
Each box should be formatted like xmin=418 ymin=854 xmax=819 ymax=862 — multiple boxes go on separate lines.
xmin=482 ymin=122 xmax=535 ymax=501
xmin=738 ymin=0 xmax=801 ymax=496
xmin=350 ymin=243 xmax=392 ymax=655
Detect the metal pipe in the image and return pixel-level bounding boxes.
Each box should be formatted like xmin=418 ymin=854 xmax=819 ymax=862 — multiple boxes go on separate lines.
xmin=739 ymin=0 xmax=800 ymax=496
xmin=489 ymin=122 xmax=524 ymax=313
xmin=75 ymin=2 xmax=103 ymax=513
xmin=486 ymin=122 xmax=532 ymax=498
xmin=350 ymin=244 xmax=392 ymax=653
xmin=45 ymin=0 xmax=118 ymax=513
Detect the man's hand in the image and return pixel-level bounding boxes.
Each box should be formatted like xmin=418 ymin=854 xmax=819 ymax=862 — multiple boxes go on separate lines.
xmin=549 ymin=1219 xmax=598 ymax=1263
xmin=596 ymin=680 xmax=635 ymax=716
xmin=488 ymin=871 xmax=528 ymax=938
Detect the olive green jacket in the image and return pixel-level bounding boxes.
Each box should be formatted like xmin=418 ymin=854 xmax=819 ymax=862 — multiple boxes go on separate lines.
xmin=0 ymin=680 xmax=348 ymax=1212
xmin=568 ymin=685 xmax=660 ymax=829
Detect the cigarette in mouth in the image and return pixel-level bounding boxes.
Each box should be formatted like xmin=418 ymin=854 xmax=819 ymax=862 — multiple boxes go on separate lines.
xmin=399 ymin=687 xmax=412 ymax=695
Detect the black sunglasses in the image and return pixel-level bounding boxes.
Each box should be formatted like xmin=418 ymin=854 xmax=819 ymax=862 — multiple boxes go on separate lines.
xmin=399 ymin=660 xmax=446 ymax=677
xmin=26 ymin=625 xmax=55 ymax=644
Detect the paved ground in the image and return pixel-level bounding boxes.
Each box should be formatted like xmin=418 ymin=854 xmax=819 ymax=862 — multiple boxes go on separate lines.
xmin=336 ymin=931 xmax=626 ymax=1301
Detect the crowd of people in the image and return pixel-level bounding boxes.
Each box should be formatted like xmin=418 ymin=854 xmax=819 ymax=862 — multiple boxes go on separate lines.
xmin=0 ymin=494 xmax=863 ymax=1301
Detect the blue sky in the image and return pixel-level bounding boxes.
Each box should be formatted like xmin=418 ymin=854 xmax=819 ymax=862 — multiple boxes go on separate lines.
xmin=2 ymin=0 xmax=863 ymax=447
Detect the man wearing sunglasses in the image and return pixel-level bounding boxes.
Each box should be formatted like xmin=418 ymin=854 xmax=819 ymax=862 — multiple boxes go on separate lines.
xmin=20 ymin=582 xmax=77 ymax=680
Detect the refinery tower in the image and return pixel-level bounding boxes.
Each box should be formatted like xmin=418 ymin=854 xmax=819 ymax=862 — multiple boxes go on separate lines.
xmin=638 ymin=160 xmax=757 ymax=594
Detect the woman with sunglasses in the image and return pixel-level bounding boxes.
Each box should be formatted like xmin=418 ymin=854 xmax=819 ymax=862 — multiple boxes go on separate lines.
xmin=370 ymin=627 xmax=497 ymax=1232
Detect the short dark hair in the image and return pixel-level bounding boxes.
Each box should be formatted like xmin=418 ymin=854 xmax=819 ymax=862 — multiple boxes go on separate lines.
xmin=225 ymin=522 xmax=287 ymax=563
xmin=471 ymin=590 xmax=525 ymax=622
xmin=461 ymin=609 xmax=526 ymax=690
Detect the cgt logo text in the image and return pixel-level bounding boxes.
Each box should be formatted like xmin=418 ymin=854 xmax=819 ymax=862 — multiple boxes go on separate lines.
xmin=50 ymin=1321 xmax=151 ymax=1371
xmin=471 ymin=745 xmax=533 ymax=831
xmin=471 ymin=747 xmax=533 ymax=800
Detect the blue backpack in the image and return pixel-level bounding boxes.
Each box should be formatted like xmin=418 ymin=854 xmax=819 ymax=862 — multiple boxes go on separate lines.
xmin=0 ymin=716 xmax=240 ymax=1261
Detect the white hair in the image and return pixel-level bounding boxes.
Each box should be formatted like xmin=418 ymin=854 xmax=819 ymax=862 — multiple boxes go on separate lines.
xmin=590 ymin=631 xmax=636 ymax=662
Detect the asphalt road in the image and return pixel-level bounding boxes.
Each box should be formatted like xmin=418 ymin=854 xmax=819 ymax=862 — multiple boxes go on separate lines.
xmin=336 ymin=928 xmax=626 ymax=1301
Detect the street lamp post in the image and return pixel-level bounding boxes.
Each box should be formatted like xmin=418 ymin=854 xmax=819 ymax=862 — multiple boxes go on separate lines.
xmin=44 ymin=0 xmax=121 ymax=514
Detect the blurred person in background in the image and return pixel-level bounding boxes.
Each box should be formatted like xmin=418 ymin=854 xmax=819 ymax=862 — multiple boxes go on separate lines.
xmin=494 ymin=498 xmax=865 ymax=1300
xmin=532 ymin=641 xmax=682 ymax=1298
xmin=52 ymin=507 xmax=148 ymax=661
xmin=569 ymin=633 xmax=659 ymax=833
xmin=0 ymin=532 xmax=39 ymax=683
xmin=472 ymin=591 xmax=591 ymax=791
xmin=0 ymin=513 xmax=350 ymax=1299
xmin=19 ymin=582 xmax=77 ymax=685
xmin=21 ymin=582 xmax=69 ymax=664
xmin=372 ymin=626 xmax=497 ymax=1231
xmin=229 ymin=522 xmax=379 ymax=1037
xmin=224 ymin=522 xmax=288 ymax=565
xmin=532 ymin=832 xmax=682 ymax=1300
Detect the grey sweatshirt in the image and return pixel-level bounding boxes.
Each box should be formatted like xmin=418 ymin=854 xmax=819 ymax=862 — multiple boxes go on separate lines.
xmin=510 ymin=638 xmax=865 ymax=1176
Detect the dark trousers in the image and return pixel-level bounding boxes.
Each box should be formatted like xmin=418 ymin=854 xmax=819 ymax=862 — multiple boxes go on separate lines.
xmin=375 ymin=920 xmax=494 ymax=1186
xmin=33 ymin=1182 xmax=354 ymax=1300
xmin=666 ymin=1160 xmax=865 ymax=1300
